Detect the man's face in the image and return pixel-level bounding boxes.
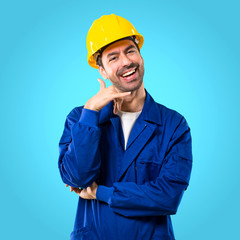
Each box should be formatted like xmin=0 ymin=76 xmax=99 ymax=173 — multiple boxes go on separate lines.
xmin=98 ymin=39 xmax=144 ymax=92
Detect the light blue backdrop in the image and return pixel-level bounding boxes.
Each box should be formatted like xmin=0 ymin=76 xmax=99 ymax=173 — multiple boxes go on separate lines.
xmin=1 ymin=0 xmax=239 ymax=239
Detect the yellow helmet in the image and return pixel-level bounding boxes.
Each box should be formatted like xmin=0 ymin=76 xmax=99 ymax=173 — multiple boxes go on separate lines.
xmin=86 ymin=14 xmax=144 ymax=68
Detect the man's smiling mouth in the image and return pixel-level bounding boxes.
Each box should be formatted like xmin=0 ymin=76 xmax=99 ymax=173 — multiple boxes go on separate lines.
xmin=121 ymin=67 xmax=137 ymax=78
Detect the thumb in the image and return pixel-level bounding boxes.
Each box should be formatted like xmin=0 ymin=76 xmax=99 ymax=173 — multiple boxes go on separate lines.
xmin=97 ymin=78 xmax=106 ymax=90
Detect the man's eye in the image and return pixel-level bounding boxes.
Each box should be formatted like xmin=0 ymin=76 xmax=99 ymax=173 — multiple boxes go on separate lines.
xmin=109 ymin=56 xmax=117 ymax=62
xmin=128 ymin=50 xmax=135 ymax=54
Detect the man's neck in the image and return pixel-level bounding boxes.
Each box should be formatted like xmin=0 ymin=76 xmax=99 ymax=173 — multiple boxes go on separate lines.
xmin=120 ymin=84 xmax=146 ymax=112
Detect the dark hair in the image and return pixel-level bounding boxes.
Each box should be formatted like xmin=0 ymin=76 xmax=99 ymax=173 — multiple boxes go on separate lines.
xmin=95 ymin=36 xmax=140 ymax=68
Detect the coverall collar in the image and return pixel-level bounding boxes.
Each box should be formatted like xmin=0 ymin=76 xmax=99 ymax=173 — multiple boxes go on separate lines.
xmin=99 ymin=89 xmax=162 ymax=125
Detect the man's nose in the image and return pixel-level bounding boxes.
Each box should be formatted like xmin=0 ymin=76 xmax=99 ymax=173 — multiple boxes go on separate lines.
xmin=120 ymin=53 xmax=131 ymax=66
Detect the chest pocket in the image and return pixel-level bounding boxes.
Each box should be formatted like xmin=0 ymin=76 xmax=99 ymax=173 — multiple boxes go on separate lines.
xmin=135 ymin=158 xmax=162 ymax=184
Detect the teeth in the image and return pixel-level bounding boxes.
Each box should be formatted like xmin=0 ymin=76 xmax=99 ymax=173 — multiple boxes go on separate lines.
xmin=122 ymin=69 xmax=136 ymax=77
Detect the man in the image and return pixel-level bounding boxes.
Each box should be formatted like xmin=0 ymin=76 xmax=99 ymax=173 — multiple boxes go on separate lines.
xmin=58 ymin=14 xmax=192 ymax=240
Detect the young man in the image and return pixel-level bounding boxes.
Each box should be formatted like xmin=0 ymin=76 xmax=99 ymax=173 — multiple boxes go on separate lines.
xmin=58 ymin=14 xmax=192 ymax=240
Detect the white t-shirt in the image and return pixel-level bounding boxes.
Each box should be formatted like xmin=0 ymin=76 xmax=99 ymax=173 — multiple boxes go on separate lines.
xmin=117 ymin=110 xmax=142 ymax=149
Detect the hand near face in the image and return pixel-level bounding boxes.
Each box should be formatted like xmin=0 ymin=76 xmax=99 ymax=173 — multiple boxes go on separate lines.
xmin=65 ymin=182 xmax=98 ymax=200
xmin=84 ymin=78 xmax=131 ymax=112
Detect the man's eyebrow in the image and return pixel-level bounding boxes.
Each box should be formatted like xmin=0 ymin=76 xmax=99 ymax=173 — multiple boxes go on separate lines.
xmin=107 ymin=51 xmax=119 ymax=59
xmin=124 ymin=45 xmax=136 ymax=52
xmin=106 ymin=45 xmax=137 ymax=59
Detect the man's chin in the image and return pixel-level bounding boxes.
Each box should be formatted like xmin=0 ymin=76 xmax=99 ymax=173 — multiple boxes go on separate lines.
xmin=115 ymin=79 xmax=143 ymax=92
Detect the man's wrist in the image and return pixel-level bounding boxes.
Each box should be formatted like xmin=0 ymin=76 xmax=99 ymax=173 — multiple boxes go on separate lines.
xmin=84 ymin=100 xmax=99 ymax=111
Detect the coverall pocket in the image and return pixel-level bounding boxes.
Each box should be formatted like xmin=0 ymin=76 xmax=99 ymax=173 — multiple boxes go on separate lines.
xmin=175 ymin=156 xmax=192 ymax=184
xmin=136 ymin=160 xmax=161 ymax=184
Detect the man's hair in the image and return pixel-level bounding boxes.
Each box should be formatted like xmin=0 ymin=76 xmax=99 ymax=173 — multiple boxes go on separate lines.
xmin=94 ymin=36 xmax=140 ymax=68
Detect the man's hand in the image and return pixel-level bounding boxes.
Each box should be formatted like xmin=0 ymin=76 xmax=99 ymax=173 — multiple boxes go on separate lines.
xmin=84 ymin=79 xmax=131 ymax=112
xmin=66 ymin=182 xmax=98 ymax=200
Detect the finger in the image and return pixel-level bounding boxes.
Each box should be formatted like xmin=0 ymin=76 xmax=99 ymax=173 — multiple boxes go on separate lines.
xmin=113 ymin=99 xmax=118 ymax=114
xmin=111 ymin=91 xmax=131 ymax=100
xmin=116 ymin=100 xmax=122 ymax=113
xmin=79 ymin=189 xmax=89 ymax=199
xmin=65 ymin=184 xmax=69 ymax=187
xmin=87 ymin=186 xmax=95 ymax=198
xmin=72 ymin=188 xmax=82 ymax=194
xmin=97 ymin=78 xmax=106 ymax=90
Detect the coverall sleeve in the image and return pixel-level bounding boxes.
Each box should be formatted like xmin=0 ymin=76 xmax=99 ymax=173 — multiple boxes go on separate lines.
xmin=58 ymin=107 xmax=101 ymax=188
xmin=96 ymin=116 xmax=192 ymax=217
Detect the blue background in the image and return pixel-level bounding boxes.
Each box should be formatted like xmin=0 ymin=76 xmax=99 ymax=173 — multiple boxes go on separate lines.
xmin=1 ymin=0 xmax=239 ymax=239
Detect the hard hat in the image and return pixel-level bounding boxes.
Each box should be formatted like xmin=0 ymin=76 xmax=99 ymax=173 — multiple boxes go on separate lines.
xmin=86 ymin=14 xmax=144 ymax=68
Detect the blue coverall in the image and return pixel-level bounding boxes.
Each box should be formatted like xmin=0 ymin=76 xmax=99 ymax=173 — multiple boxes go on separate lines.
xmin=58 ymin=90 xmax=192 ymax=240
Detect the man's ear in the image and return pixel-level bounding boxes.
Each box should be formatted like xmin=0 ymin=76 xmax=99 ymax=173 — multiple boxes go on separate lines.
xmin=140 ymin=55 xmax=144 ymax=65
xmin=98 ymin=65 xmax=108 ymax=80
